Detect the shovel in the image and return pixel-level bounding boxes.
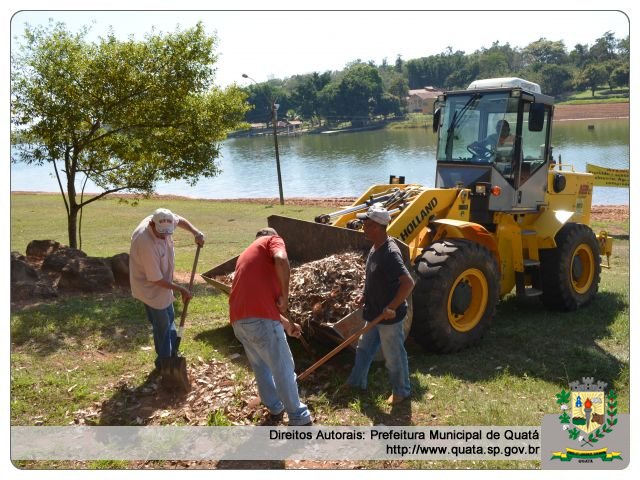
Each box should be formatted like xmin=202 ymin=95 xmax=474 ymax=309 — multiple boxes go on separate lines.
xmin=297 ymin=312 xmax=385 ymax=382
xmin=160 ymin=244 xmax=202 ymax=392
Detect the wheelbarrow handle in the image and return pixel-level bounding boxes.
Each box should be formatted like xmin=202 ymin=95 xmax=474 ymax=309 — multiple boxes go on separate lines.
xmin=297 ymin=312 xmax=386 ymax=382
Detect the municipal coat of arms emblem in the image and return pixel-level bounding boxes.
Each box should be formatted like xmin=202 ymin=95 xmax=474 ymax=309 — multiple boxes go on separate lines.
xmin=552 ymin=377 xmax=621 ymax=462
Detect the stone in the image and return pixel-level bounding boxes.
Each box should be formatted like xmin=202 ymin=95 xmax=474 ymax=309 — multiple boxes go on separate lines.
xmin=11 ymin=252 xmax=39 ymax=282
xmin=11 ymin=280 xmax=58 ymax=302
xmin=11 ymin=281 xmax=37 ymax=302
xmin=26 ymin=240 xmax=63 ymax=259
xmin=42 ymin=247 xmax=87 ymax=273
xmin=58 ymin=257 xmax=116 ymax=292
xmin=110 ymin=252 xmax=130 ymax=288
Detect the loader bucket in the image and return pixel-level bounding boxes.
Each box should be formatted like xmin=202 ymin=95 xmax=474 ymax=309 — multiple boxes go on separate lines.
xmin=201 ymin=215 xmax=411 ymax=347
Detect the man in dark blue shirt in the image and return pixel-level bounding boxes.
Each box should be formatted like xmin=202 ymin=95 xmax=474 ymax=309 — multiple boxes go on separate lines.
xmin=346 ymin=204 xmax=415 ymax=405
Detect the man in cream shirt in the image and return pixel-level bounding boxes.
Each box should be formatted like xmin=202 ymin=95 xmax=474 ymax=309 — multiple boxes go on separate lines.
xmin=129 ymin=208 xmax=205 ymax=371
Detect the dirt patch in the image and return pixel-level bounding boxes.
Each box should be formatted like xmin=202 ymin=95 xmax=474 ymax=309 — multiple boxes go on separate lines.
xmin=554 ymin=102 xmax=629 ymax=121
xmin=64 ymin=353 xmax=388 ymax=470
xmin=590 ymin=205 xmax=629 ymax=224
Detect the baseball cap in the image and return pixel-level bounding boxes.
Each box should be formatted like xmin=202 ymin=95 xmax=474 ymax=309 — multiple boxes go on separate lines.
xmin=151 ymin=208 xmax=177 ymax=234
xmin=356 ymin=204 xmax=391 ymax=226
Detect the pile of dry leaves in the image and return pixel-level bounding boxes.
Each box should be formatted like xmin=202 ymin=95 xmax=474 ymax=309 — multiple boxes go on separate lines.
xmin=288 ymin=251 xmax=366 ymax=330
xmin=74 ymin=358 xmax=270 ymax=427
xmin=214 ymin=251 xmax=366 ymax=334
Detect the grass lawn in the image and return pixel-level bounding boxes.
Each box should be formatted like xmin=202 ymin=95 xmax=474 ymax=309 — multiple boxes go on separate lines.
xmin=10 ymin=193 xmax=629 ymax=470
xmin=386 ymin=113 xmax=433 ymax=130
xmin=556 ymin=86 xmax=630 ymax=105
xmin=10 ymin=193 xmax=328 ymax=271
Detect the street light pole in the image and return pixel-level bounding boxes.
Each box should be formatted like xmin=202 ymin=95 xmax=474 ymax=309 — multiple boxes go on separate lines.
xmin=271 ymin=102 xmax=285 ymax=205
xmin=242 ymin=73 xmax=285 ymax=205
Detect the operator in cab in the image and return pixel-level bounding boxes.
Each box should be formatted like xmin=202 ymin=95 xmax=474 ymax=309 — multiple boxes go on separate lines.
xmin=468 ymin=119 xmax=515 ymax=161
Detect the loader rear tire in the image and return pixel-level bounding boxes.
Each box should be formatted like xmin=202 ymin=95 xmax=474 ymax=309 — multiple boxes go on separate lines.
xmin=538 ymin=223 xmax=601 ymax=311
xmin=410 ymin=240 xmax=499 ymax=353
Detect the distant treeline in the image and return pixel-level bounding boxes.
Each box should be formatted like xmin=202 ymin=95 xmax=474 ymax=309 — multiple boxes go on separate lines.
xmin=242 ymin=32 xmax=629 ymax=127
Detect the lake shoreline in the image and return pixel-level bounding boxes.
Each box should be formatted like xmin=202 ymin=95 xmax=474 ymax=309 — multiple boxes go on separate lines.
xmin=10 ymin=191 xmax=629 ymax=221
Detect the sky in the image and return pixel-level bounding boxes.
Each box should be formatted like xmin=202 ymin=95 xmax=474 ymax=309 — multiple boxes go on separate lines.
xmin=8 ymin=8 xmax=631 ymax=88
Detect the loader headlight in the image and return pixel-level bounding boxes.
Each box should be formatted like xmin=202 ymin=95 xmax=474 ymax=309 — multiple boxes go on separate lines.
xmin=475 ymin=184 xmax=487 ymax=196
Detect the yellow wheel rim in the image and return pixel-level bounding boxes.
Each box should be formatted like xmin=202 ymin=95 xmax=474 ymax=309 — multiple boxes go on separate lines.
xmin=447 ymin=268 xmax=489 ymax=332
xmin=571 ymin=243 xmax=595 ymax=294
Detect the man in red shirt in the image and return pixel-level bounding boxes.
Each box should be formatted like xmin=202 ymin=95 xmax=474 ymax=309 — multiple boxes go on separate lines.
xmin=229 ymin=228 xmax=312 ymax=426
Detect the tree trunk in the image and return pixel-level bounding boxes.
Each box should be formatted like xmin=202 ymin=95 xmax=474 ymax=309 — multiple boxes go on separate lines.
xmin=67 ymin=204 xmax=80 ymax=249
xmin=66 ymin=154 xmax=79 ymax=249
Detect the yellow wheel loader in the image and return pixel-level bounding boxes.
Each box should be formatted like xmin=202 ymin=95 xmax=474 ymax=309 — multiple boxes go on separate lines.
xmin=204 ymin=77 xmax=613 ymax=354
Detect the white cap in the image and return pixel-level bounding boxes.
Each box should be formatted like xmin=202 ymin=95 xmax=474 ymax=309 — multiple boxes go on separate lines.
xmin=151 ymin=208 xmax=177 ymax=234
xmin=356 ymin=204 xmax=391 ymax=226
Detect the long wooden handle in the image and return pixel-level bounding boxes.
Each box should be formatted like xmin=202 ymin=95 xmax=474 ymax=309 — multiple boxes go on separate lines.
xmin=297 ymin=313 xmax=385 ymax=382
xmin=178 ymin=244 xmax=202 ymax=329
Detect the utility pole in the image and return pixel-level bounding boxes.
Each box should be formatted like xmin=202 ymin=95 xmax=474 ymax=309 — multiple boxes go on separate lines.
xmin=271 ymin=102 xmax=285 ymax=205
xmin=243 ymin=73 xmax=285 ymax=205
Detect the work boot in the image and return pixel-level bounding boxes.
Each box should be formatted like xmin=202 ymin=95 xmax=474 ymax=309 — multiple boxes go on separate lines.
xmin=268 ymin=410 xmax=285 ymax=422
xmin=260 ymin=409 xmax=284 ymax=426
xmin=386 ymin=393 xmax=410 ymax=405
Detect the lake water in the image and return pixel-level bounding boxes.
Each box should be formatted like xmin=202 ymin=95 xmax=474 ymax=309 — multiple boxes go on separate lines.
xmin=10 ymin=119 xmax=630 ymax=205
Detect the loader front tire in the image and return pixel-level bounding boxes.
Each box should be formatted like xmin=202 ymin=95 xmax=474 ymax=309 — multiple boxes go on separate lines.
xmin=411 ymin=240 xmax=499 ymax=353
xmin=539 ymin=223 xmax=601 ymax=311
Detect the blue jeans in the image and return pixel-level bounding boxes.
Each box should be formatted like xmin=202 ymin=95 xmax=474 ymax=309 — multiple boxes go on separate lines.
xmin=144 ymin=303 xmax=177 ymax=369
xmin=347 ymin=317 xmax=411 ymax=398
xmin=232 ymin=318 xmax=311 ymax=426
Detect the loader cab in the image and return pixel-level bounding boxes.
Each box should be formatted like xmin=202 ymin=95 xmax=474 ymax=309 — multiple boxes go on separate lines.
xmin=432 ymin=78 xmax=554 ymax=222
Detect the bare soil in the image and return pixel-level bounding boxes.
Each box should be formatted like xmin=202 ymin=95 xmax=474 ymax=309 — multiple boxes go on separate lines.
xmin=554 ymin=102 xmax=629 ymax=121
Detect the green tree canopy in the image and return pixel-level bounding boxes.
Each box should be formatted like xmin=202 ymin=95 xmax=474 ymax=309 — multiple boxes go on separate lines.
xmin=522 ymin=38 xmax=568 ymax=66
xmin=609 ymin=62 xmax=630 ymax=88
xmin=533 ymin=64 xmax=573 ymax=96
xmin=335 ymin=63 xmax=384 ymax=125
xmin=12 ymin=22 xmax=249 ymax=248
xmin=290 ymin=72 xmax=332 ymax=125
xmin=589 ymin=31 xmax=618 ymax=62
xmin=574 ymin=64 xmax=609 ymax=96
xmin=244 ymin=82 xmax=279 ymax=124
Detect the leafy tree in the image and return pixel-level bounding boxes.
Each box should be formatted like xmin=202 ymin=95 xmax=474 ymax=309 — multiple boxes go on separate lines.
xmin=601 ymin=60 xmax=620 ymax=90
xmin=12 ymin=22 xmax=248 ymax=248
xmin=534 ymin=64 xmax=573 ymax=96
xmin=522 ymin=38 xmax=567 ymax=66
xmin=243 ymin=77 xmax=296 ymax=124
xmin=374 ymin=93 xmax=402 ymax=119
xmin=268 ymin=79 xmax=293 ymax=120
xmin=335 ymin=63 xmax=384 ymax=125
xmin=609 ymin=62 xmax=630 ymax=88
xmin=589 ymin=31 xmax=618 ymax=62
xmin=290 ymin=72 xmax=331 ymax=125
xmin=387 ymin=75 xmax=409 ymax=106
xmin=406 ymin=49 xmax=467 ymax=90
xmin=317 ymin=82 xmax=340 ymax=125
xmin=617 ymin=35 xmax=630 ymax=60
xmin=477 ymin=50 xmax=509 ymax=78
xmin=394 ymin=54 xmax=404 ymax=73
xmin=574 ymin=64 xmax=609 ymax=96
xmin=569 ymin=43 xmax=590 ymax=69
xmin=445 ymin=62 xmax=479 ymax=90
xmin=244 ymin=82 xmax=278 ymax=124
xmin=475 ymin=42 xmax=523 ymax=76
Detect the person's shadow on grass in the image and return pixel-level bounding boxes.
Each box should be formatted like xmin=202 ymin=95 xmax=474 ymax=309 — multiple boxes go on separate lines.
xmin=97 ymin=370 xmax=189 ymax=426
